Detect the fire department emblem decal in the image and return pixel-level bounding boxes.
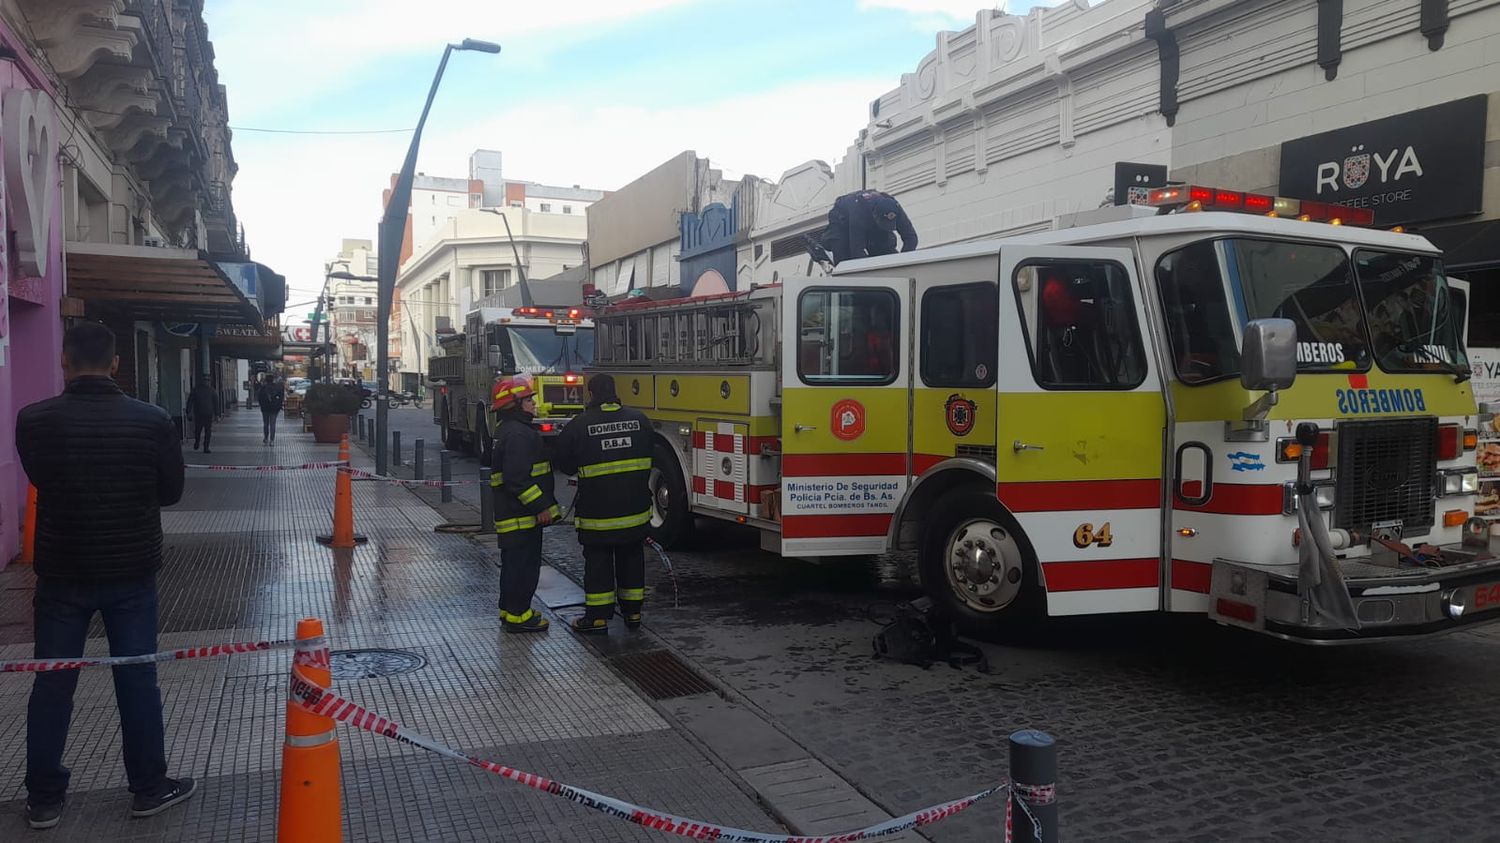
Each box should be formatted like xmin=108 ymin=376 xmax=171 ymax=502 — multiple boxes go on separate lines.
xmin=1343 ymin=145 xmax=1370 ymax=190
xmin=944 ymin=394 xmax=976 ymax=437
xmin=830 ymin=399 xmax=866 ymax=442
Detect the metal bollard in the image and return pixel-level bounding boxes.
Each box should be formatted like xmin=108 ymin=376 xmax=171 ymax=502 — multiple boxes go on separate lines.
xmin=440 ymin=450 xmax=453 ymax=503
xmin=393 ymin=431 xmax=402 ymax=467
xmin=414 ymin=439 xmax=425 ymax=481
xmin=1008 ymin=730 xmax=1057 ymax=843
xmin=357 ymin=415 xmax=365 ymax=440
xmin=368 ymin=420 xmax=376 ymax=448
xmin=479 ymin=463 xmax=493 ymax=529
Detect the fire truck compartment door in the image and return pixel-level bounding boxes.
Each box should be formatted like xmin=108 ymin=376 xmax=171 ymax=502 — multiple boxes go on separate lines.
xmin=781 ymin=275 xmax=913 ymax=556
xmin=995 ymin=245 xmax=1167 ymax=615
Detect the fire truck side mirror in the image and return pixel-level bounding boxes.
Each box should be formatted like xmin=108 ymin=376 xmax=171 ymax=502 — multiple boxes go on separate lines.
xmin=1241 ymin=318 xmax=1297 ymax=392
xmin=487 ymin=345 xmax=503 ymax=370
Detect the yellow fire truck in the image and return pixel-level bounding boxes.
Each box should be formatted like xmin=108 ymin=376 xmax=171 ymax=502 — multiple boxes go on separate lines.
xmin=428 ymin=305 xmax=594 ymax=455
xmin=590 ymin=185 xmax=1498 ymax=643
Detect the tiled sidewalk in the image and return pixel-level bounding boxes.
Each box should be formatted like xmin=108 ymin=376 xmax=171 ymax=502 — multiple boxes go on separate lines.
xmin=0 ymin=409 xmax=783 ymax=840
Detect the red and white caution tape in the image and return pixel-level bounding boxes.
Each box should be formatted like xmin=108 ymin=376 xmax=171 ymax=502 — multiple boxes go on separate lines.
xmin=288 ymin=669 xmax=1012 ymax=841
xmin=344 ymin=467 xmax=482 ymax=487
xmin=187 ymin=461 xmax=348 ymax=472
xmin=2 ymin=638 xmax=300 ymax=673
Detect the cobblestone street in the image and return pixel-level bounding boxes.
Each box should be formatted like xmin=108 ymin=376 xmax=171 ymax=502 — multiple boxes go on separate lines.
xmin=543 ymin=518 xmax=1500 ymax=842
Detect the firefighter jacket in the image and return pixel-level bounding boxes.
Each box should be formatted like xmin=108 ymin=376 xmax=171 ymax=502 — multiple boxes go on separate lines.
xmin=553 ymin=402 xmax=653 ymax=546
xmin=489 ymin=414 xmax=560 ymax=548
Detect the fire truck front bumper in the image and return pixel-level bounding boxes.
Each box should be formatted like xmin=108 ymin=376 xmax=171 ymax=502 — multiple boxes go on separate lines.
xmin=1209 ymin=540 xmax=1500 ymax=644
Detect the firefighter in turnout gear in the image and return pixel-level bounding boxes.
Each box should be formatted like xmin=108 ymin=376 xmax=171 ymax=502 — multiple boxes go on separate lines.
xmin=489 ymin=377 xmax=560 ymax=633
xmin=552 ymin=374 xmax=653 ymax=634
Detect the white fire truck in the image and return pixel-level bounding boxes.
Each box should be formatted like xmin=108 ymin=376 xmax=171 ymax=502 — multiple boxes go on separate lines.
xmin=428 ymin=305 xmax=594 ymax=455
xmin=589 ymin=186 xmax=1498 ymax=643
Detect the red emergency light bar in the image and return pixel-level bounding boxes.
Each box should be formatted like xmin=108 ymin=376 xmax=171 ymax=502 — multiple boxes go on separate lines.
xmin=1148 ymin=184 xmax=1376 ymax=227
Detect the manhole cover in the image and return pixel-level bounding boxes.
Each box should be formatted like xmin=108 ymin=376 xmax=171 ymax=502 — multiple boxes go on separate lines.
xmin=610 ymin=649 xmax=715 ymax=700
xmin=329 ymin=649 xmax=426 ymax=680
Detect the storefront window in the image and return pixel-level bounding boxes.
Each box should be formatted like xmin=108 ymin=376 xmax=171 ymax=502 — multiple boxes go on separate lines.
xmin=1156 ymin=238 xmax=1369 ymax=384
xmin=797 ymin=289 xmax=900 ymax=385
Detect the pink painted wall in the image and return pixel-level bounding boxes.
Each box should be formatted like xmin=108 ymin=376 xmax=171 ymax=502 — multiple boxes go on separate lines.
xmin=0 ymin=22 xmax=66 ymax=568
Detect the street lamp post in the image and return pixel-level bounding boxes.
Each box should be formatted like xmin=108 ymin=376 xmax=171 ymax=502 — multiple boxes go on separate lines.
xmin=374 ymin=37 xmax=500 ymax=475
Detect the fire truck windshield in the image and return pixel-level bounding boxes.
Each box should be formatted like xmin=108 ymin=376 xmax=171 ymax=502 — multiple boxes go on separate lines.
xmin=1353 ymin=251 xmax=1468 ymax=376
xmin=506 ymin=325 xmax=594 ymax=373
xmin=1157 ymin=237 xmax=1371 ymax=384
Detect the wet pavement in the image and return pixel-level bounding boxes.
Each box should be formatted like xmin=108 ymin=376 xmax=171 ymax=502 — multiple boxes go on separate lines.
xmin=542 ymin=517 xmax=1500 ymax=842
xmin=0 ymin=408 xmax=781 ymax=841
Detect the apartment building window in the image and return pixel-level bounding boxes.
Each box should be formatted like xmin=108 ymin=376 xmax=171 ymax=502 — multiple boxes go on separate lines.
xmin=540 ymin=203 xmax=552 ymax=213
xmin=509 ymin=201 xmax=523 ymax=208
xmin=482 ymin=269 xmax=511 ymax=296
xmin=563 ymin=205 xmax=572 ymax=214
xmin=364 ymin=297 xmax=373 ymax=305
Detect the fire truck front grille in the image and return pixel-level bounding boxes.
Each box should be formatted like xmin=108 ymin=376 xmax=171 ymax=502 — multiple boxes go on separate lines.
xmin=1333 ymin=418 xmax=1436 ymax=535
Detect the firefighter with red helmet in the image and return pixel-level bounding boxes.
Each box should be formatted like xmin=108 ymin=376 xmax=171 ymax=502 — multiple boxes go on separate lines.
xmin=489 ymin=376 xmax=560 ymax=633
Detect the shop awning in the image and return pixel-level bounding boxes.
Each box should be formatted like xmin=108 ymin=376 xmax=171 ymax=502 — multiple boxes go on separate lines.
xmin=66 ymin=243 xmax=263 ymax=324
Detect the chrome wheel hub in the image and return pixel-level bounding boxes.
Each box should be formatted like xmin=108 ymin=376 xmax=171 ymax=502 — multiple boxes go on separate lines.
xmin=945 ymin=519 xmax=1022 ymax=613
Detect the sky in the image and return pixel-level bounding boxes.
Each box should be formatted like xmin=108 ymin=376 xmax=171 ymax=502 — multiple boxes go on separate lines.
xmin=203 ymin=0 xmax=1055 ymax=306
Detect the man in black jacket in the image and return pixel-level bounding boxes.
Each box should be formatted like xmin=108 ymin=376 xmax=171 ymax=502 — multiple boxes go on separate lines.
xmin=15 ymin=322 xmax=196 ymax=830
xmin=256 ymin=373 xmax=285 ymax=445
xmin=186 ymin=375 xmax=219 ymax=453
xmin=488 ymin=377 xmax=559 ymax=633
xmin=552 ymin=374 xmax=654 ymax=634
xmin=821 ymin=189 xmax=918 ymax=265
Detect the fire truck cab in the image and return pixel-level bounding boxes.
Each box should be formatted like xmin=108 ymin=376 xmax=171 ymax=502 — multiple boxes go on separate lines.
xmin=591 ymin=194 xmax=1497 ymax=643
xmin=429 ymin=305 xmax=594 ymax=455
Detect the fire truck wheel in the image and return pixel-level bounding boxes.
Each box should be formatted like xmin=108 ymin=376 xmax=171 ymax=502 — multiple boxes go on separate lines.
xmin=475 ymin=413 xmax=493 ymax=459
xmin=442 ymin=418 xmax=464 ymax=451
xmin=920 ymin=491 xmax=1041 ymax=634
xmin=648 ymin=441 xmax=694 ymax=548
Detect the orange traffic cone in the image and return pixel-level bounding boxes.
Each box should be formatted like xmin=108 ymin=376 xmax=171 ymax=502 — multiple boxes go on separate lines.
xmin=277 ymin=617 xmax=342 ymax=842
xmin=317 ymin=435 xmax=365 ymax=547
xmin=19 ymin=485 xmax=36 ymax=564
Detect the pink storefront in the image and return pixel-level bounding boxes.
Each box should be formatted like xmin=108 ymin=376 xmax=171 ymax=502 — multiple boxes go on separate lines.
xmin=0 ymin=22 xmax=66 ymax=567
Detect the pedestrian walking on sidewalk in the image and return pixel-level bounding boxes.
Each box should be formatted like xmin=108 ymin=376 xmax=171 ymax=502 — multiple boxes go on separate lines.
xmin=256 ymin=373 xmax=285 ymax=444
xmin=489 ymin=376 xmax=560 ymax=633
xmin=14 ymin=322 xmax=197 ymax=830
xmin=552 ymin=374 xmax=653 ymax=635
xmin=186 ymin=375 xmax=219 ymax=453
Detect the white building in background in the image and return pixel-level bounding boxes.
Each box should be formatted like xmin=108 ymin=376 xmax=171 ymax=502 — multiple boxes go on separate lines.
xmin=394 ymin=208 xmax=588 ymax=390
xmin=326 ymin=238 xmax=379 ymax=381
xmin=385 ymin=149 xmax=606 ymax=385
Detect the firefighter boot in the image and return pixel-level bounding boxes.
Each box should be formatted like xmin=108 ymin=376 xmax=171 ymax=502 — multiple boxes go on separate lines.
xmin=619 ymin=592 xmax=644 ymax=630
xmin=570 ymin=611 xmax=611 ymax=635
xmin=502 ymin=609 xmax=550 ymax=634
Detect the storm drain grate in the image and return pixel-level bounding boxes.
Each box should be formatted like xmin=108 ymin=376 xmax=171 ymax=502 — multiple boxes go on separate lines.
xmin=610 ymin=649 xmax=716 ymax=700
xmin=329 ymin=648 xmax=427 ymax=680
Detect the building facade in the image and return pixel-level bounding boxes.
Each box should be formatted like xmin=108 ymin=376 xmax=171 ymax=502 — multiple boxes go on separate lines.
xmin=0 ymin=0 xmax=276 ymax=566
xmin=395 ymin=208 xmax=587 ymax=389
xmin=588 ymin=151 xmax=742 ymax=298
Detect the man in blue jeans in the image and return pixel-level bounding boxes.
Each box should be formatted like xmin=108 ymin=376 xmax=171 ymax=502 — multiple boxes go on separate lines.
xmin=15 ymin=322 xmax=196 ymax=830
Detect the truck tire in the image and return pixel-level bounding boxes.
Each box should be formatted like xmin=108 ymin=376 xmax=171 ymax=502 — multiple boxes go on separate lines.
xmin=919 ymin=490 xmax=1042 ymax=640
xmin=441 ymin=413 xmax=464 ymax=452
xmin=475 ymin=412 xmax=493 ymax=461
xmin=647 ymin=441 xmax=694 ymax=548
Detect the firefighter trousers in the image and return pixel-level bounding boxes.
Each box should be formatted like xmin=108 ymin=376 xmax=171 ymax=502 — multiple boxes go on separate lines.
xmin=582 ymin=543 xmax=645 ymax=620
xmin=498 ymin=529 xmax=543 ymax=624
